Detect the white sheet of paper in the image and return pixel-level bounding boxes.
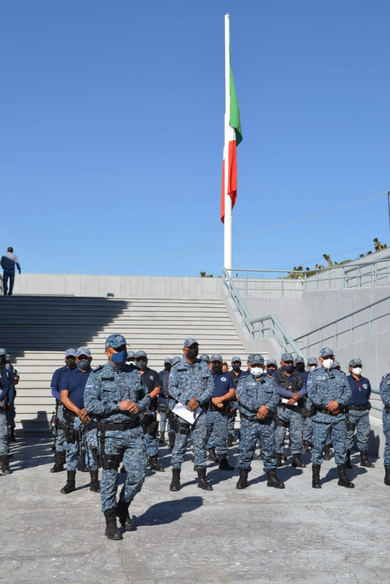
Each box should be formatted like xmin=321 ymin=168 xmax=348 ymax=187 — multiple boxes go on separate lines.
xmin=172 ymin=403 xmax=202 ymax=424
xmin=281 ymin=398 xmax=298 ymax=406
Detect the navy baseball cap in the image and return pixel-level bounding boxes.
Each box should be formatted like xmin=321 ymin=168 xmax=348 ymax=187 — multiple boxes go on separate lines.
xmin=65 ymin=348 xmax=77 ymax=358
xmin=231 ymin=355 xmax=241 ymax=363
xmin=76 ymin=347 xmax=91 ymax=358
xmin=105 ymin=334 xmax=127 ymax=349
xmin=199 ymin=354 xmax=210 ymax=363
xmin=349 ymin=358 xmax=362 ymax=367
xmin=184 ymin=337 xmax=198 ymax=347
xmin=281 ymin=352 xmax=294 ymax=362
xmin=319 ymin=347 xmax=334 ymax=358
xmin=135 ymin=350 xmax=147 ymax=359
xmin=211 ymin=353 xmax=223 ymax=363
xmin=308 ymin=357 xmax=318 ymax=366
xmin=295 ymin=356 xmax=305 ymax=365
xmin=248 ymin=354 xmax=265 ymax=365
xmin=266 ymin=359 xmax=277 ymax=367
xmin=164 ymin=358 xmax=173 ymax=365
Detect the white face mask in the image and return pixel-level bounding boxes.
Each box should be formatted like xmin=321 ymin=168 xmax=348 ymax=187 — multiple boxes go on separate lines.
xmin=309 ymin=365 xmax=316 ymax=372
xmin=251 ymin=367 xmax=264 ymax=377
xmin=352 ymin=367 xmax=362 ymax=376
xmin=322 ymin=358 xmax=334 ymax=370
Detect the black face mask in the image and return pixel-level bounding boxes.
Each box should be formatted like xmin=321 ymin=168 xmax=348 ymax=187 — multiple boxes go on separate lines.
xmin=136 ymin=359 xmax=147 ymax=370
xmin=65 ymin=358 xmax=76 ymax=369
xmin=212 ymin=364 xmax=223 ymax=374
xmin=165 ymin=364 xmax=172 ymax=372
xmin=295 ymin=363 xmax=305 ymax=373
xmin=186 ymin=347 xmax=199 ymax=360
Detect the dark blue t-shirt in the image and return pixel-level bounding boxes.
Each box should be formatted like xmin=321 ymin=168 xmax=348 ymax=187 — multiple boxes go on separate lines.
xmin=51 ymin=365 xmax=70 ymax=401
xmin=347 ymin=375 xmax=371 ymax=406
xmin=212 ymin=372 xmax=235 ymax=398
xmin=59 ymin=367 xmax=92 ymax=409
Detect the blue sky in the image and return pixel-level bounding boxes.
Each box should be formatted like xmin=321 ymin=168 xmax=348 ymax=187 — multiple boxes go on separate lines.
xmin=1 ymin=1 xmax=389 ymax=276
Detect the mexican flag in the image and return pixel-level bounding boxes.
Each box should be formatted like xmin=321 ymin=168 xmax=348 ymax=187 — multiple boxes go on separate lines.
xmin=221 ymin=51 xmax=242 ymax=223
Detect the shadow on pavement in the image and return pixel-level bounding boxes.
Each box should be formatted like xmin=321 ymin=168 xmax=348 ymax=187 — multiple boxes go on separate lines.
xmin=136 ymin=496 xmax=204 ymax=527
xmin=10 ymin=433 xmax=53 ymax=471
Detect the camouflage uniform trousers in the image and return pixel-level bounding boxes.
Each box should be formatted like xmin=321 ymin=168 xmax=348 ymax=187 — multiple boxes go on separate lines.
xmin=275 ymin=406 xmax=303 ymax=455
xmin=100 ymin=427 xmax=147 ymax=513
xmin=311 ymin=417 xmax=347 ymax=466
xmin=346 ymin=409 xmax=371 ymax=452
xmin=228 ymin=401 xmax=239 ymax=438
xmin=382 ymin=411 xmax=390 ymax=466
xmin=302 ymin=416 xmax=313 ymax=443
xmin=0 ymin=408 xmax=9 ymax=456
xmin=64 ymin=416 xmax=97 ymax=472
xmin=55 ymin=403 xmax=66 ymax=453
xmin=206 ymin=410 xmax=229 ymax=456
xmin=171 ymin=410 xmax=208 ymax=469
xmin=238 ymin=417 xmax=277 ymax=473
xmin=158 ymin=407 xmax=172 ymax=434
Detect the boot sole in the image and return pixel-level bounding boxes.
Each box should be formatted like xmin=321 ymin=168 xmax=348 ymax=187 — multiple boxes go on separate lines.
xmin=170 ymin=486 xmax=180 ymax=491
xmin=267 ymin=483 xmax=285 ymax=489
xmin=105 ymin=531 xmax=123 ymax=541
xmin=337 ymin=481 xmax=355 ymax=488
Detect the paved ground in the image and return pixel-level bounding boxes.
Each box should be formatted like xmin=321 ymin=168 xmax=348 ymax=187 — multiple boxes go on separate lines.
xmin=2 ymin=434 xmax=390 ymax=584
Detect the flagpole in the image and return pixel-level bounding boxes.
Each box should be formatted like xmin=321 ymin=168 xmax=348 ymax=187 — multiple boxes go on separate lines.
xmin=224 ymin=13 xmax=232 ymax=272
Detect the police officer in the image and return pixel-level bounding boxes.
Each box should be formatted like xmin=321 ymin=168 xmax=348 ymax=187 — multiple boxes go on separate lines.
xmin=273 ymin=352 xmax=307 ymax=468
xmin=59 ymin=347 xmax=99 ymax=494
xmin=307 ymin=347 xmax=354 ymax=489
xmin=0 ymin=348 xmax=11 ymax=474
xmin=207 ymin=354 xmax=235 ymax=470
xmin=236 ymin=354 xmax=284 ymax=490
xmin=4 ymin=354 xmax=19 ymax=442
xmin=345 ymin=358 xmax=374 ymax=469
xmin=227 ymin=356 xmax=244 ymax=446
xmin=380 ymin=365 xmax=390 ymax=486
xmin=158 ymin=358 xmax=173 ymax=444
xmin=50 ymin=348 xmax=77 ymax=473
xmin=168 ymin=338 xmax=215 ymax=492
xmin=134 ymin=350 xmax=164 ymax=472
xmin=84 ymin=334 xmax=150 ymax=540
xmin=266 ymin=359 xmax=278 ymax=378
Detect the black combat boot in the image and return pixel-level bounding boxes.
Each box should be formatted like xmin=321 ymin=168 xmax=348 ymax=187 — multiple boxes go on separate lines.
xmin=312 ymin=464 xmax=321 ymax=488
xmin=236 ymin=468 xmax=249 ymax=489
xmin=159 ymin=431 xmax=165 ymax=444
xmin=170 ymin=468 xmax=181 ymax=491
xmin=218 ymin=455 xmax=234 ymax=470
xmin=346 ymin=450 xmax=352 ymax=469
xmin=384 ymin=466 xmax=390 ymax=486
xmin=227 ymin=434 xmax=234 ymax=447
xmin=360 ymin=450 xmax=374 ymax=468
xmin=266 ymin=469 xmax=285 ymax=489
xmin=168 ymin=433 xmax=175 ymax=448
xmin=197 ymin=467 xmax=213 ymax=491
xmin=303 ymin=440 xmax=312 ymax=453
xmin=60 ymin=470 xmax=76 ymax=494
xmin=149 ymin=455 xmax=164 ymax=472
xmin=337 ymin=464 xmax=355 ymax=488
xmin=104 ymin=508 xmax=123 ymax=540
xmin=276 ymin=454 xmax=283 ymax=467
xmin=116 ymin=500 xmax=135 ymax=531
xmin=292 ymin=454 xmax=306 ymax=468
xmin=324 ymin=444 xmax=331 ymax=461
xmin=50 ymin=451 xmax=66 ymax=473
xmin=89 ymin=470 xmax=100 ymax=492
xmin=0 ymin=455 xmax=12 ymax=475
xmin=77 ymin=454 xmax=89 ymax=472
xmin=208 ymin=447 xmax=217 ymax=462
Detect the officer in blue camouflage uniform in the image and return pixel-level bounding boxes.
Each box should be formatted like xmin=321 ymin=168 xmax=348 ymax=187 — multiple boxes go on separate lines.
xmin=345 ymin=358 xmax=374 ymax=469
xmin=50 ymin=348 xmax=77 ymax=473
xmin=206 ymin=354 xmax=235 ymax=470
xmin=236 ymin=354 xmax=284 ymax=490
xmin=379 ymin=366 xmax=390 ymax=486
xmin=168 ymin=338 xmax=215 ymax=492
xmin=158 ymin=358 xmax=173 ymax=444
xmin=0 ymin=348 xmax=11 ymax=474
xmin=307 ymin=347 xmax=354 ymax=489
xmin=227 ymin=356 xmax=245 ymax=447
xmin=273 ymin=352 xmax=307 ymax=469
xmin=84 ymin=334 xmax=150 ymax=541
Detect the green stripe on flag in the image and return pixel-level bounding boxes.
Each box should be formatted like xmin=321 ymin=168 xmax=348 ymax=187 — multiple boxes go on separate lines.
xmin=229 ymin=48 xmax=242 ymax=146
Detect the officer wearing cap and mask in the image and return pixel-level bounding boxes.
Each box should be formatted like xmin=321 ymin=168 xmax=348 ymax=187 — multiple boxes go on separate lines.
xmin=236 ymin=354 xmax=284 ymax=490
xmin=273 ymin=352 xmax=307 ymax=469
xmin=0 ymin=348 xmax=11 ymax=474
xmin=168 ymin=338 xmax=215 ymax=492
xmin=206 ymin=354 xmax=235 ymax=471
xmin=59 ymin=347 xmax=100 ymax=495
xmin=227 ymin=356 xmax=244 ymax=447
xmin=84 ymin=334 xmax=150 ymax=540
xmin=307 ymin=347 xmax=354 ymax=489
xmin=4 ymin=354 xmax=19 ymax=443
xmin=345 ymin=358 xmax=374 ymax=469
xmin=158 ymin=358 xmax=173 ymax=444
xmin=50 ymin=348 xmax=77 ymax=473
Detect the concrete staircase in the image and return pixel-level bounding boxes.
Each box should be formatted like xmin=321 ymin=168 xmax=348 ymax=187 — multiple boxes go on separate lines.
xmin=0 ymin=296 xmax=252 ymax=432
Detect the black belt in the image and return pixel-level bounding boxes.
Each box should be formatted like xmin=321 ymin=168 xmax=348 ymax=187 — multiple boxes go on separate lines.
xmin=348 ymin=404 xmax=370 ymax=412
xmin=97 ymin=419 xmax=140 ymax=431
xmin=316 ymin=407 xmax=343 ymax=416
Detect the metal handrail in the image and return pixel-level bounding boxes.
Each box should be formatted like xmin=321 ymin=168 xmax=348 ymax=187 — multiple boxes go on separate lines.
xmin=222 ymin=268 xmax=254 ymax=337
xmin=250 ymin=313 xmax=304 ymax=358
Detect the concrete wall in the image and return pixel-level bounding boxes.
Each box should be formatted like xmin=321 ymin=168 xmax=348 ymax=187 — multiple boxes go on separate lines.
xmin=15 ymin=273 xmax=223 ymax=299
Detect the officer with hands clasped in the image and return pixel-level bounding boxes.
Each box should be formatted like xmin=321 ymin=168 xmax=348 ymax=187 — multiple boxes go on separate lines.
xmin=168 ymin=338 xmax=215 ymax=492
xmin=379 ymin=363 xmax=390 ymax=486
xmin=345 ymin=358 xmax=374 ymax=469
xmin=0 ymin=348 xmax=11 ymax=474
xmin=236 ymin=354 xmax=285 ymax=490
xmin=307 ymin=347 xmax=354 ymax=489
xmin=84 ymin=334 xmax=150 ymax=541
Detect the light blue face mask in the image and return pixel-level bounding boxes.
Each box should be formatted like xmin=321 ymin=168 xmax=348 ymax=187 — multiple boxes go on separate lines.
xmin=111 ymin=350 xmax=128 ymax=366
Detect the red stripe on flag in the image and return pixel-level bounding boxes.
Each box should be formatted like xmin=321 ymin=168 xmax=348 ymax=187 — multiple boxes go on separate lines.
xmin=221 ymin=140 xmax=237 ymax=223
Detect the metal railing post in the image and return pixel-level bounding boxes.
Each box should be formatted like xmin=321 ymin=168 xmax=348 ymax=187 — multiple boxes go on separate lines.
xmin=350 ymin=315 xmax=354 ymax=344
xmin=245 ymin=271 xmax=248 ymax=296
xmin=334 ymin=322 xmax=337 ymax=350
xmin=304 ymin=272 xmax=307 ymax=291
xmin=358 ymin=265 xmax=361 ymax=288
xmin=281 ymin=274 xmax=284 ymax=297
xmin=343 ymin=267 xmax=346 ymax=289
xmin=369 ymin=306 xmax=372 ymax=337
